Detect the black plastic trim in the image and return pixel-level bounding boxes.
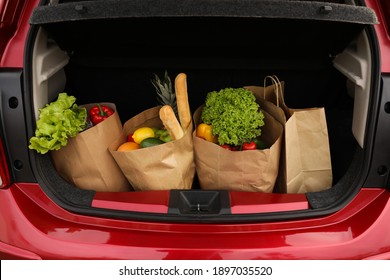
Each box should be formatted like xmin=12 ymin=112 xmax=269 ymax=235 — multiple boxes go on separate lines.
xmin=29 ymin=0 xmax=378 ymax=25
xmin=0 ymin=71 xmax=36 ymax=183
xmin=168 ymin=190 xmax=231 ymax=215
xmin=363 ymin=75 xmax=390 ymax=189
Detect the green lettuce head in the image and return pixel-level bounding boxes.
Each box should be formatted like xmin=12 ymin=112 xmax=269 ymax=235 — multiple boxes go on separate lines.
xmin=29 ymin=93 xmax=86 ymax=154
xmin=201 ymin=88 xmax=265 ymax=146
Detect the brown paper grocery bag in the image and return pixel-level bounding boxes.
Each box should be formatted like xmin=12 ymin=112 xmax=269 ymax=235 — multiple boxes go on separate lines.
xmin=193 ymin=105 xmax=283 ymax=192
xmin=51 ymin=103 xmax=131 ymax=192
xmin=246 ymin=76 xmax=333 ymax=193
xmin=285 ymin=107 xmax=332 ymax=193
xmin=246 ymin=83 xmax=287 ymax=193
xmin=109 ymin=106 xmax=195 ymax=191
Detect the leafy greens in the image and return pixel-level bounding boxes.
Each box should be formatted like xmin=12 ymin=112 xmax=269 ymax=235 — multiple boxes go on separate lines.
xmin=201 ymin=88 xmax=265 ymax=146
xmin=29 ymin=93 xmax=86 ymax=154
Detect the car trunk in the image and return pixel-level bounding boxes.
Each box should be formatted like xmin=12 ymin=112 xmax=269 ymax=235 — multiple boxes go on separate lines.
xmin=24 ymin=0 xmax=380 ymax=222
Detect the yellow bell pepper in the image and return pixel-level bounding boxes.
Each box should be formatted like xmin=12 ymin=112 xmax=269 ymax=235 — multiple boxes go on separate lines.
xmin=196 ymin=123 xmax=218 ymax=143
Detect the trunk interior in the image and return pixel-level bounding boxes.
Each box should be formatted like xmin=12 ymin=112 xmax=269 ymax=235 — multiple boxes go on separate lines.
xmin=26 ymin=0 xmax=379 ymax=222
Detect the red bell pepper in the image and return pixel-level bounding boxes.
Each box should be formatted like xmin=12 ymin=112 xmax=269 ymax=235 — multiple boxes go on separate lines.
xmin=89 ymin=104 xmax=114 ymax=125
xmin=127 ymin=133 xmax=135 ymax=142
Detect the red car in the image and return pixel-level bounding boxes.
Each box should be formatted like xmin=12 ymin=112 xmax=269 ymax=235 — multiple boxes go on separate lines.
xmin=1 ymin=0 xmax=390 ymax=260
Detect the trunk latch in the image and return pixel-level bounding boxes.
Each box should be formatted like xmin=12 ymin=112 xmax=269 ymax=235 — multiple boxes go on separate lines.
xmin=168 ymin=190 xmax=231 ymax=215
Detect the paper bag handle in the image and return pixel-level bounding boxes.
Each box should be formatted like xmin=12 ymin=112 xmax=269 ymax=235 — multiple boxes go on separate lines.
xmin=263 ymin=75 xmax=285 ymax=107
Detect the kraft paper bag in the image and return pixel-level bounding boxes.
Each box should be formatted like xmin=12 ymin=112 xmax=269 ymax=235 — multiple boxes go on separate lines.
xmin=109 ymin=106 xmax=195 ymax=191
xmin=245 ymin=83 xmax=287 ymax=193
xmin=51 ymin=103 xmax=131 ymax=192
xmin=193 ymin=105 xmax=283 ymax=192
xmin=246 ymin=76 xmax=333 ymax=193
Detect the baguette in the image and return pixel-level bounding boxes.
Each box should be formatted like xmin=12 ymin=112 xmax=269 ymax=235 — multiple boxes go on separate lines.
xmin=175 ymin=73 xmax=191 ymax=130
xmin=159 ymin=105 xmax=184 ymax=140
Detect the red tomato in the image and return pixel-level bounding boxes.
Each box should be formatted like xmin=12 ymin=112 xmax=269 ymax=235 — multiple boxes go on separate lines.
xmin=220 ymin=144 xmax=232 ymax=150
xmin=242 ymin=141 xmax=257 ymax=151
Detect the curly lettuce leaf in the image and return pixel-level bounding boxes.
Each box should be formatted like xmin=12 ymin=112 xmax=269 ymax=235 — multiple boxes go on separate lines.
xmin=29 ymin=93 xmax=86 ymax=154
xmin=201 ymin=88 xmax=265 ymax=146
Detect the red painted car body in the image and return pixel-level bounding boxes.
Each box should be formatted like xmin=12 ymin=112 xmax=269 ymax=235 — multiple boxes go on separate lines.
xmin=0 ymin=0 xmax=390 ymax=260
xmin=1 ymin=184 xmax=390 ymax=259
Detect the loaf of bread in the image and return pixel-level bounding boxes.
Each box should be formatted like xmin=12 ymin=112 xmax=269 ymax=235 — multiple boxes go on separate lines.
xmin=159 ymin=105 xmax=184 ymax=140
xmin=175 ymin=73 xmax=192 ymax=130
